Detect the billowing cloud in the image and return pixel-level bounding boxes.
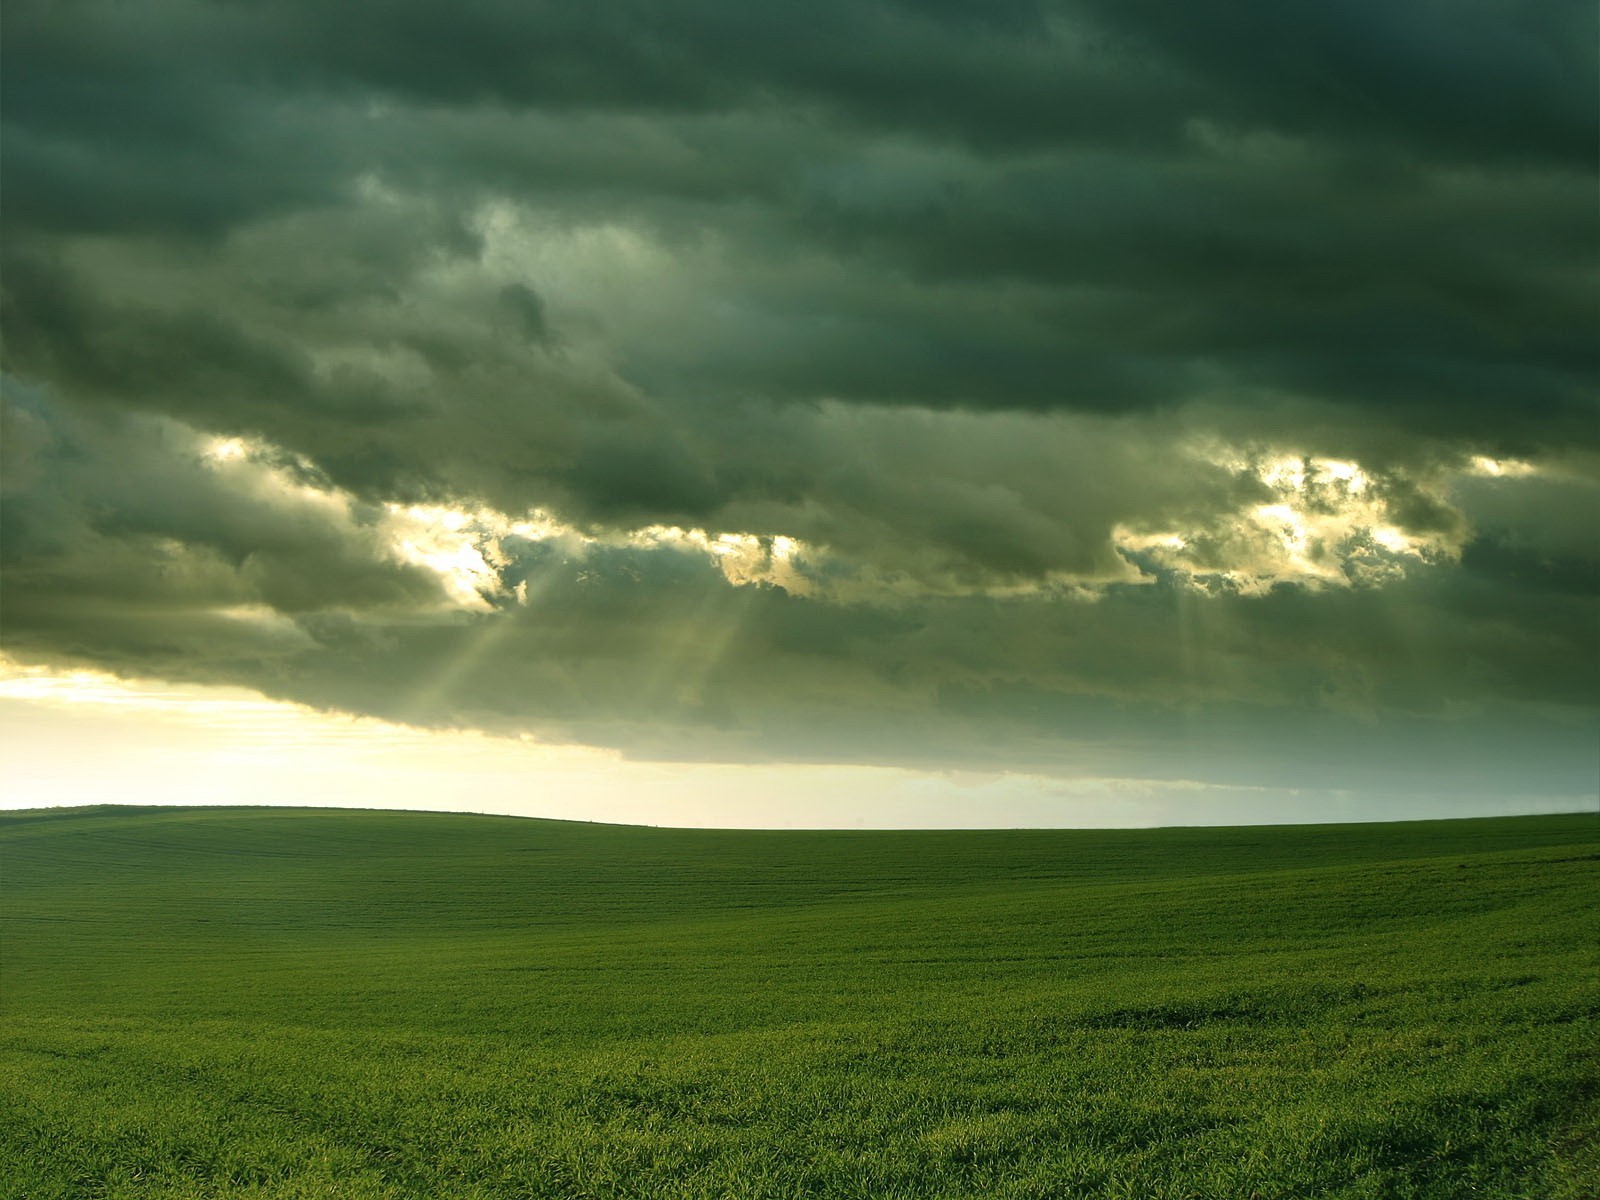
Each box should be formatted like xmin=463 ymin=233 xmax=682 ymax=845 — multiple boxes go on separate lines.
xmin=2 ymin=0 xmax=1596 ymax=808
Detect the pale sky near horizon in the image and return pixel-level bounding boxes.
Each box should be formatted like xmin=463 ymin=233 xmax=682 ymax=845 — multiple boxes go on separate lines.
xmin=2 ymin=660 xmax=1591 ymax=829
xmin=3 ymin=0 xmax=1596 ymax=827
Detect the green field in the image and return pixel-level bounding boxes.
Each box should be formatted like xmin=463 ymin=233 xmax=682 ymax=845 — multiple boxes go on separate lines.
xmin=2 ymin=806 xmax=1596 ymax=1199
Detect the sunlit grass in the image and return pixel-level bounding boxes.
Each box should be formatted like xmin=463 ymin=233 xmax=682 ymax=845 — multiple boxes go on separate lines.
xmin=2 ymin=807 xmax=1596 ymax=1198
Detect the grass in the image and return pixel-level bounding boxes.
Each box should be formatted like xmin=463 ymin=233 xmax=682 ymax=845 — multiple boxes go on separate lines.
xmin=1 ymin=805 xmax=1596 ymax=1198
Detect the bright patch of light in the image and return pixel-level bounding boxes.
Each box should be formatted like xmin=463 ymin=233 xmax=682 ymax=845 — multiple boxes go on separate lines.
xmin=1258 ymin=455 xmax=1307 ymax=492
xmin=623 ymin=524 xmax=814 ymax=593
xmin=1113 ymin=529 xmax=1188 ymax=553
xmin=1469 ymin=455 xmax=1538 ymax=478
xmin=1313 ymin=458 xmax=1366 ymax=491
xmin=509 ymin=513 xmax=573 ymax=541
xmin=1115 ymin=448 xmax=1464 ymax=593
xmin=383 ymin=504 xmax=511 ymax=611
xmin=204 ymin=436 xmax=247 ymax=461
xmin=375 ymin=501 xmax=820 ymax=608
xmin=1253 ymin=503 xmax=1307 ymax=549
xmin=1371 ymin=526 xmax=1418 ymax=553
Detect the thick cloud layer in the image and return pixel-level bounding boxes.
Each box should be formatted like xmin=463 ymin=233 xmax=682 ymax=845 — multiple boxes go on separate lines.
xmin=3 ymin=0 xmax=1596 ymax=804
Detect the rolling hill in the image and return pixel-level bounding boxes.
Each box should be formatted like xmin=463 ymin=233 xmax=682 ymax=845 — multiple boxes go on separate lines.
xmin=3 ymin=806 xmax=1596 ymax=1198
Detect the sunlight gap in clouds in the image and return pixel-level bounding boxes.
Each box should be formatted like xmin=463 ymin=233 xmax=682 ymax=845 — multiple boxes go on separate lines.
xmin=194 ymin=426 xmax=1513 ymax=615
xmin=1113 ymin=450 xmax=1465 ymax=595
xmin=1469 ymin=455 xmax=1539 ymax=479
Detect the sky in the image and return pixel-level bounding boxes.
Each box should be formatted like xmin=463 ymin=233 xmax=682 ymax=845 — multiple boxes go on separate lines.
xmin=1 ymin=0 xmax=1596 ymax=827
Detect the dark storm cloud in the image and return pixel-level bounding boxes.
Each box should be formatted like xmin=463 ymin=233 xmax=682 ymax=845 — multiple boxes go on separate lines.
xmin=0 ymin=386 xmax=447 ymax=626
xmin=5 ymin=393 xmax=1593 ymax=799
xmin=1076 ymin=0 xmax=1596 ymax=167
xmin=6 ymin=0 xmax=1595 ymax=439
xmin=2 ymin=0 xmax=1595 ymax=800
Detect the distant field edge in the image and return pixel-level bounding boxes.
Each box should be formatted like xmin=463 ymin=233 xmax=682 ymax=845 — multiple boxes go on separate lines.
xmin=2 ymin=800 xmax=1597 ymax=835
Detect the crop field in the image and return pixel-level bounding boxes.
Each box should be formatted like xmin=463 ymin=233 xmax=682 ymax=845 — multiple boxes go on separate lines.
xmin=1 ymin=806 xmax=1597 ymax=1199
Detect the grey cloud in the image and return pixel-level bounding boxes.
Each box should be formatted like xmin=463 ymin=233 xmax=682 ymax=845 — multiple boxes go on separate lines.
xmin=1 ymin=388 xmax=449 ymax=628
xmin=6 ymin=0 xmax=1594 ymax=448
xmin=1076 ymin=0 xmax=1597 ymax=168
xmin=1 ymin=0 xmax=1595 ymax=802
xmin=5 ymin=390 xmax=1595 ymax=803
